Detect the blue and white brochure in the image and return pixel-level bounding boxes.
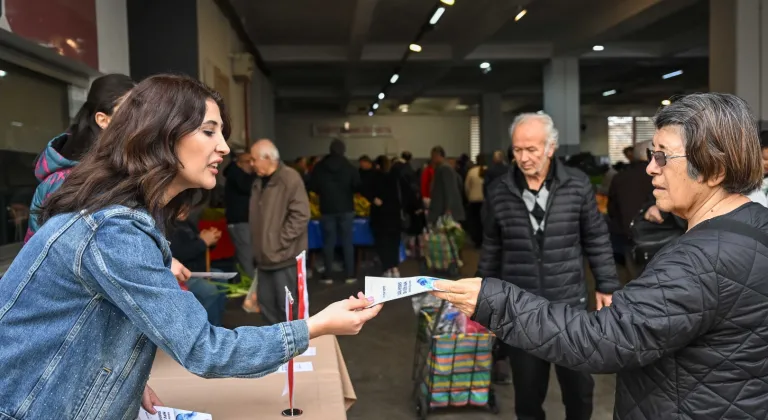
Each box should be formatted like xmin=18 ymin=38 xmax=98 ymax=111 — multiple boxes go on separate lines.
xmin=137 ymin=407 xmax=213 ymax=420
xmin=364 ymin=276 xmax=447 ymax=306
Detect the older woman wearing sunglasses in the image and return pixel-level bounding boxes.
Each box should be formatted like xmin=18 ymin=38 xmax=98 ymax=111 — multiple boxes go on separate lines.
xmin=433 ymin=93 xmax=768 ymax=419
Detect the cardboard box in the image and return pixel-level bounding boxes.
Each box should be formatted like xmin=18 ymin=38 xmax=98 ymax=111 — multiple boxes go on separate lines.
xmin=148 ymin=335 xmax=356 ymax=419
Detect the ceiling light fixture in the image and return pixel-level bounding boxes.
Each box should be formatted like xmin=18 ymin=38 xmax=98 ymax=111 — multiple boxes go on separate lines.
xmin=479 ymin=62 xmax=491 ymax=69
xmin=0 ymin=70 xmax=6 ymax=77
xmin=390 ymin=74 xmax=399 ymax=84
xmin=661 ymin=99 xmax=671 ymax=106
xmin=399 ymin=104 xmax=409 ymax=113
xmin=439 ymin=0 xmax=454 ymax=5
xmin=515 ymin=9 xmax=527 ymax=21
xmin=455 ymin=104 xmax=468 ymax=110
xmin=368 ymin=111 xmax=374 ymax=116
xmin=592 ymin=45 xmax=604 ymax=51
xmin=430 ymin=7 xmax=446 ymax=25
xmin=372 ymin=103 xmax=380 ymax=110
xmin=662 ymin=70 xmax=683 ymax=79
xmin=378 ymin=92 xmax=385 ymax=100
xmin=409 ymin=43 xmax=422 ymax=53
xmin=602 ymin=89 xmax=617 ymax=97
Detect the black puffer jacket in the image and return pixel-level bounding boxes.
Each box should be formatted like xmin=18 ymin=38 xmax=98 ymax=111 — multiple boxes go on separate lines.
xmin=478 ymin=162 xmax=620 ymax=306
xmin=473 ymin=202 xmax=768 ymax=419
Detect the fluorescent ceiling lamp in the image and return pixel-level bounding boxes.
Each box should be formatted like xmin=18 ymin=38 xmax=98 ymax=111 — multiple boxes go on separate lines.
xmin=592 ymin=45 xmax=604 ymax=51
xmin=399 ymin=104 xmax=409 ymax=112
xmin=479 ymin=62 xmax=491 ymax=69
xmin=430 ymin=7 xmax=445 ymax=25
xmin=378 ymin=92 xmax=385 ymax=100
xmin=0 ymin=70 xmax=6 ymax=77
xmin=390 ymin=74 xmax=399 ymax=84
xmin=440 ymin=0 xmax=454 ymax=5
xmin=409 ymin=44 xmax=422 ymax=53
xmin=368 ymin=111 xmax=374 ymax=116
xmin=455 ymin=104 xmax=468 ymax=110
xmin=662 ymin=70 xmax=683 ymax=79
xmin=603 ymin=89 xmax=617 ymax=96
xmin=515 ymin=9 xmax=527 ymax=21
xmin=372 ymin=103 xmax=380 ymax=110
xmin=661 ymin=99 xmax=671 ymax=106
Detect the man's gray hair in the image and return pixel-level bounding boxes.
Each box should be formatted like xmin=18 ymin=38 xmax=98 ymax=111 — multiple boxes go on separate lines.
xmin=509 ymin=112 xmax=559 ymax=150
xmin=252 ymin=139 xmax=280 ymax=160
xmin=634 ymin=140 xmax=652 ymax=161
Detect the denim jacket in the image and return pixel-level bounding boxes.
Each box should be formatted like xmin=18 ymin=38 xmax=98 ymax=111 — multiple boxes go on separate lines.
xmin=0 ymin=206 xmax=309 ymax=420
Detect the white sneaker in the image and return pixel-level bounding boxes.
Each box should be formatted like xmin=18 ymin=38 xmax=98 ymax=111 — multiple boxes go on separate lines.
xmin=319 ymin=278 xmax=333 ymax=285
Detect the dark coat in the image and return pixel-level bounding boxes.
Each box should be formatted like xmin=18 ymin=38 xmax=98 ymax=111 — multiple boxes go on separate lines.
xmin=474 ymin=202 xmax=768 ymax=419
xmin=478 ymin=161 xmax=620 ymax=306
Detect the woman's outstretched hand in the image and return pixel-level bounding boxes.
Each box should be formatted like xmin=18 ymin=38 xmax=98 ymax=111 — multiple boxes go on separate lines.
xmin=307 ymin=292 xmax=383 ymax=338
xmin=430 ymin=278 xmax=482 ymax=317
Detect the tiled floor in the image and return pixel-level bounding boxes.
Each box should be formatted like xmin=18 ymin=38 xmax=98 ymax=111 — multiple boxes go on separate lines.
xmin=223 ymin=249 xmax=618 ymax=419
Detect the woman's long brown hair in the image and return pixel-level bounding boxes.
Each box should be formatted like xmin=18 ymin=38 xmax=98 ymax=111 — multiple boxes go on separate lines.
xmin=39 ymin=74 xmax=231 ymax=231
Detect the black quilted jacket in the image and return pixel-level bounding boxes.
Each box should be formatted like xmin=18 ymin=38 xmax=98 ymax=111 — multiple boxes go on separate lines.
xmin=473 ymin=202 xmax=768 ymax=419
xmin=478 ymin=162 xmax=620 ymax=306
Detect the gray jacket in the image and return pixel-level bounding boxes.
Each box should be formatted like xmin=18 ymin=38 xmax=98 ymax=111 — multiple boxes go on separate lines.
xmin=428 ymin=163 xmax=465 ymax=224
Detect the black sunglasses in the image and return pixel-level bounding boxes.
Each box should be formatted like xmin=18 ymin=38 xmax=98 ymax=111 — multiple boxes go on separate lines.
xmin=647 ymin=149 xmax=686 ymax=167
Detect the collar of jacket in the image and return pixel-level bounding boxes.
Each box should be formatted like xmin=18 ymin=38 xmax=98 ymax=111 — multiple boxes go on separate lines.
xmin=254 ymin=162 xmax=284 ymax=190
xmin=503 ymin=158 xmax=570 ymax=197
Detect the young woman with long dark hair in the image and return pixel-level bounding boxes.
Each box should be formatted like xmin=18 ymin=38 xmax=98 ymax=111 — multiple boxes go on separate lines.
xmin=24 ymin=73 xmax=136 ymax=242
xmin=0 ymin=74 xmax=381 ymax=419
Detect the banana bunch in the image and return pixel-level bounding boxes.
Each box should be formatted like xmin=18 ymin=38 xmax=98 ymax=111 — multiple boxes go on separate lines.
xmin=309 ymin=192 xmax=321 ymax=219
xmin=354 ymin=194 xmax=370 ymax=218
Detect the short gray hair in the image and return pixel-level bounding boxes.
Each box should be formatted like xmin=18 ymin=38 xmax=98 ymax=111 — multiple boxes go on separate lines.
xmin=654 ymin=92 xmax=762 ymax=194
xmin=251 ymin=139 xmax=280 ymax=161
xmin=509 ymin=112 xmax=559 ymax=150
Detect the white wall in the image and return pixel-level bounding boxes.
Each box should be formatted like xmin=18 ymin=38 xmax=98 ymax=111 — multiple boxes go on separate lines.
xmin=95 ymin=0 xmax=130 ymax=75
xmin=197 ymin=0 xmax=247 ymax=147
xmin=274 ymin=114 xmax=471 ymax=160
xmin=250 ymin=70 xmax=275 ymax=142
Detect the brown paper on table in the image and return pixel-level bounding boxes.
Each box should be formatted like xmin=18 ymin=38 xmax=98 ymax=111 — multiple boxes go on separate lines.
xmin=148 ymin=335 xmax=356 ymax=419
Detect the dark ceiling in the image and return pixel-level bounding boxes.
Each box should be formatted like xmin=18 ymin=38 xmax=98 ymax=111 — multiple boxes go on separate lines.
xmin=228 ymin=0 xmax=710 ymax=115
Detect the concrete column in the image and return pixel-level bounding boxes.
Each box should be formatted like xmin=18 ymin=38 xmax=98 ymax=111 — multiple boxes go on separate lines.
xmin=710 ymin=0 xmax=768 ymax=129
xmin=480 ymin=92 xmax=506 ymax=156
xmin=543 ymin=57 xmax=580 ymax=156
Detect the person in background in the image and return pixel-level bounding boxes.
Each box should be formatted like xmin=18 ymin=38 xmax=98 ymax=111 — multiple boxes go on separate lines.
xmin=623 ymin=145 xmax=634 ymax=163
xmin=25 ymin=73 xmax=135 ymax=243
xmin=483 ymin=150 xmax=508 ymax=198
xmin=434 ymin=92 xmax=768 ymax=420
xmin=294 ymin=156 xmax=310 ymax=186
xmin=420 ymin=154 xmax=436 ymax=207
xmin=465 ymin=154 xmax=486 ymax=247
xmin=169 ymin=212 xmax=227 ymax=326
xmin=223 ymin=150 xmax=256 ymax=281
xmin=249 ymin=139 xmax=310 ymax=324
xmin=608 ymin=140 xmax=654 ymax=276
xmin=479 ymin=112 xmax=620 ymax=420
xmin=358 ymin=154 xmax=376 ymax=199
xmin=0 ymin=74 xmax=382 ymax=418
xmin=369 ymin=155 xmax=403 ymax=277
xmin=309 ymin=139 xmax=361 ymax=284
xmin=427 ymin=146 xmax=465 ymax=225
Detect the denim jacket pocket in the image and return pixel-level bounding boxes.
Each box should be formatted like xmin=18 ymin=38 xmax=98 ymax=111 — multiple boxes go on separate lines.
xmin=74 ymin=367 xmax=112 ymax=420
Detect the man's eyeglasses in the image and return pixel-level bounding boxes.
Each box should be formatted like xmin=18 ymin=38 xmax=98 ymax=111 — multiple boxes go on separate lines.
xmin=647 ymin=149 xmax=686 ymax=167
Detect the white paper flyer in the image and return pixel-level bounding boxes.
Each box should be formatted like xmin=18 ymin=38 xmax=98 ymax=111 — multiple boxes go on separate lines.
xmin=136 ymin=406 xmax=212 ymax=420
xmin=364 ymin=276 xmax=447 ymax=306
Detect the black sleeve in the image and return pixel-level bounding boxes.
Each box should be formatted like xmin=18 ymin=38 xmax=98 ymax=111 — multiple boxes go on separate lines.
xmin=169 ymin=228 xmax=208 ymax=264
xmin=476 ymin=199 xmax=501 ymax=278
xmin=473 ymin=245 xmax=718 ymax=374
xmin=229 ymin=168 xmax=255 ymax=195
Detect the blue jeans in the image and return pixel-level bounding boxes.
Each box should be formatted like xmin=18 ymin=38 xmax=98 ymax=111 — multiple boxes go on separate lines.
xmin=187 ymin=275 xmax=227 ymax=326
xmin=320 ymin=212 xmax=355 ymax=278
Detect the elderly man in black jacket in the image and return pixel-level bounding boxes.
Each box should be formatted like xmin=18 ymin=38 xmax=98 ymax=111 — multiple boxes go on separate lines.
xmin=435 ymin=93 xmax=768 ymax=420
xmin=479 ymin=112 xmax=620 ymax=420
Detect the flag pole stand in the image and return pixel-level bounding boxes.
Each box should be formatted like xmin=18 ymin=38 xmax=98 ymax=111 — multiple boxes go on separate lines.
xmin=281 ymin=408 xmax=303 ymax=417
xmin=282 ymin=286 xmax=303 ymax=417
